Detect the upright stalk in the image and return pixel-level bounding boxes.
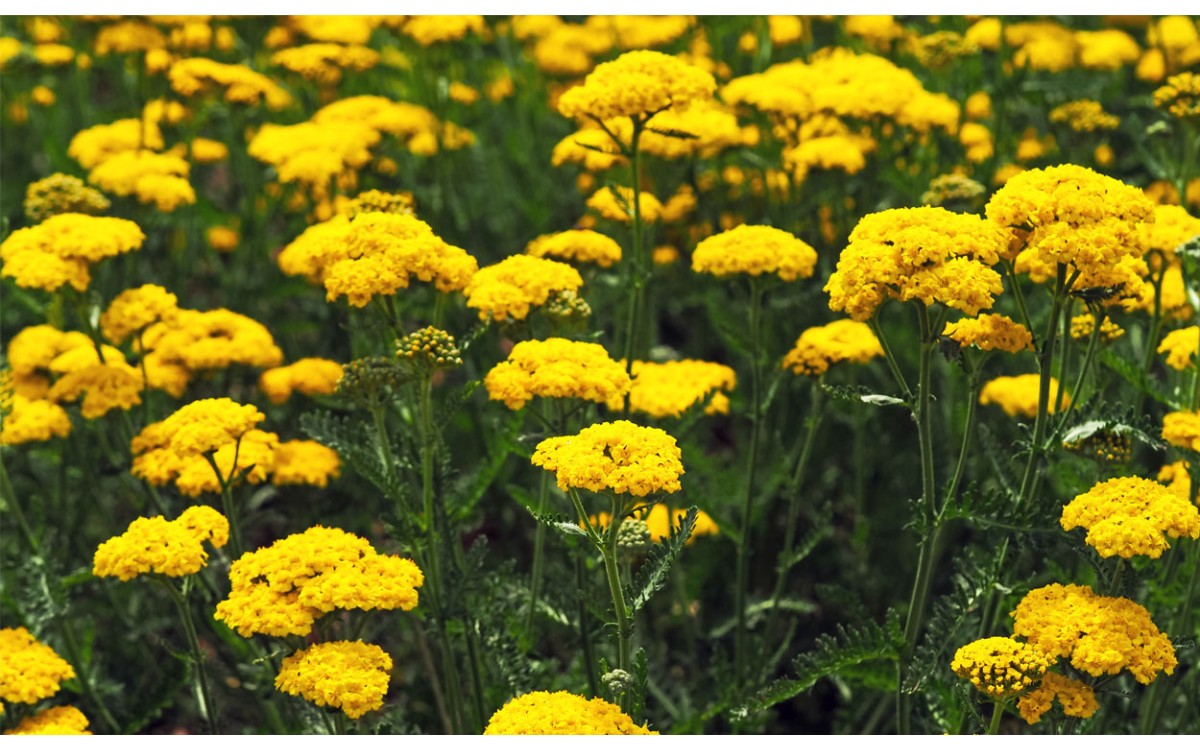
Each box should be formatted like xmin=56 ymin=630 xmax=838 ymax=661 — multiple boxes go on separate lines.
xmin=621 ymin=116 xmax=648 ymax=371
xmin=734 ymin=280 xmax=765 ymax=688
xmin=58 ymin=617 xmax=120 ymax=733
xmin=162 ymin=580 xmax=218 ymax=734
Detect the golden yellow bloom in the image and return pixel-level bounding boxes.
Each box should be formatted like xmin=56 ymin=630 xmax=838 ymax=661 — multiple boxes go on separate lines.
xmin=215 ymin=526 xmax=423 ymax=637
xmin=1144 ymin=205 xmax=1200 ymax=256
xmin=0 ymin=627 xmax=76 ymax=706
xmin=153 ymin=397 xmax=265 ymax=457
xmin=1075 ymin=29 xmax=1141 ymax=70
xmin=24 ymin=173 xmax=110 ymax=223
xmin=48 ymin=363 xmax=143 ymax=420
xmin=1011 ymin=583 xmax=1176 ymax=684
xmin=1017 ymin=672 xmax=1099 ymax=724
xmin=1162 ymin=409 xmax=1200 ymax=452
xmin=586 ymin=186 xmax=663 ymax=224
xmin=401 ymin=15 xmax=485 ymax=46
xmin=614 ymin=360 xmax=737 ymax=419
xmin=288 ymin=15 xmax=378 ymax=45
xmin=93 ymin=506 xmax=228 ymax=581
xmin=980 ymin=374 xmax=1067 ymax=418
xmin=271 ymin=43 xmax=378 ymax=85
xmin=4 ymin=705 xmax=91 ymax=735
xmin=0 ymin=213 xmax=144 ymax=293
xmin=526 ymin=230 xmax=622 ymax=268
xmin=276 ymin=641 xmax=392 ymax=719
xmin=259 ymin=358 xmax=344 ymax=404
xmin=88 ymin=151 xmax=195 ymax=213
xmin=140 ymin=308 xmax=283 ymax=373
xmin=1158 ymin=460 xmax=1195 ymax=505
xmin=1155 ymin=72 xmax=1200 ymax=119
xmin=1061 ymin=476 xmax=1200 ymax=558
xmin=174 ymin=429 xmax=278 ymax=497
xmin=168 ymin=57 xmax=291 ymax=109
xmin=965 ymin=91 xmax=992 ymax=121
xmin=0 ymin=395 xmax=72 ymax=446
xmin=944 ymin=314 xmax=1034 ymax=354
xmin=189 ymin=137 xmax=229 ymax=164
xmin=271 ymin=440 xmax=341 ymax=488
xmin=93 ymin=19 xmax=166 ymax=55
xmin=485 ymin=690 xmax=657 ymax=735
xmin=556 ymin=49 xmax=715 ymax=122
xmin=1049 ymin=100 xmax=1120 ymax=132
xmin=1158 ymin=326 xmax=1199 ymax=370
xmin=826 ymin=207 xmax=1006 ymax=321
xmin=101 ymin=284 xmax=179 ymax=344
xmin=1070 ymin=314 xmax=1124 ymax=342
xmin=67 ymin=118 xmax=164 ymax=170
xmin=485 ymin=338 xmax=630 ymax=410
xmin=465 ymin=255 xmax=583 ymax=322
xmin=782 ymin=320 xmax=884 ymax=377
xmin=951 ymin=636 xmax=1051 ymax=698
xmin=693 ymin=224 xmax=818 ymax=282
xmin=532 ymin=420 xmax=684 ymax=497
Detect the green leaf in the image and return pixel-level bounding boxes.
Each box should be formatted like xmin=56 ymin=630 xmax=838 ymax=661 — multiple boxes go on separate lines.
xmin=821 ymin=383 xmax=906 ymax=408
xmin=626 ymin=506 xmax=698 ymax=614
xmin=1099 ymin=349 xmax=1182 ymax=409
xmin=645 ymin=127 xmax=699 ymax=140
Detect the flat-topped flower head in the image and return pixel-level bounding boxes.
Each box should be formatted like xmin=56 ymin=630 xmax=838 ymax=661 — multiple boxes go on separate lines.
xmin=1017 ymin=672 xmax=1099 ymax=725
xmin=24 ymin=173 xmax=109 ymax=223
xmin=1154 ymin=72 xmax=1200 ymax=119
xmin=484 ymin=690 xmax=657 ymax=735
xmin=465 ymin=255 xmax=584 ymax=322
xmin=47 ymin=361 xmax=144 ymax=419
xmin=156 ymin=397 xmax=265 ymax=456
xmin=951 ymin=636 xmax=1052 ymax=698
xmin=1158 ymin=326 xmax=1199 ymax=370
xmin=1 ymin=395 xmax=72 ymax=446
xmin=4 ymin=705 xmax=91 ymax=735
xmin=1061 ymin=476 xmax=1200 ymax=558
xmin=556 ymin=49 xmax=716 ymax=122
xmin=1011 ymin=583 xmax=1177 ymax=684
xmin=100 ymin=284 xmax=179 ymax=344
xmin=93 ymin=506 xmax=229 ymax=581
xmin=259 ymin=358 xmax=344 ymax=404
xmin=1162 ymin=409 xmax=1200 ymax=452
xmin=825 ymin=207 xmax=1006 ymax=321
xmin=271 ymin=440 xmax=341 ymax=488
xmin=532 ymin=420 xmax=684 ymax=497
xmin=526 ymin=229 xmax=622 ymax=268
xmin=215 ymin=526 xmax=423 ymax=637
xmin=485 ymin=338 xmax=630 ymax=410
xmin=782 ymin=320 xmax=883 ymax=377
xmin=0 ymin=214 xmax=144 ymax=293
xmin=615 ymin=359 xmax=736 ymax=418
xmin=693 ymin=224 xmax=818 ymax=282
xmin=980 ymin=374 xmax=1068 ymax=418
xmin=275 ymin=641 xmax=392 ymax=719
xmin=0 ymin=627 xmax=76 ymax=706
xmin=944 ymin=313 xmax=1034 ymax=353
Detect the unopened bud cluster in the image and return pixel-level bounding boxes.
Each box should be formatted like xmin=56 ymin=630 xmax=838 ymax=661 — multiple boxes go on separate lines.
xmin=398 ymin=327 xmax=463 ymax=370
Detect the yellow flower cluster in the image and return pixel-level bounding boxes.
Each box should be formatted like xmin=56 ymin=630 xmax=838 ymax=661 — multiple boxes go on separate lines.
xmin=311 ymin=96 xmax=473 ymax=157
xmin=485 ymin=338 xmax=630 ymax=410
xmin=1158 ymin=460 xmax=1196 ymax=506
xmin=1017 ymin=672 xmax=1099 ymax=725
xmin=986 ymin=164 xmax=1155 ymax=279
xmin=215 ymin=526 xmax=424 ymax=637
xmin=613 ymin=359 xmax=737 ymax=419
xmin=1144 ymin=205 xmax=1200 ymax=256
xmin=1162 ymin=409 xmax=1200 ymax=452
xmin=944 ymin=314 xmax=1034 ymax=354
xmin=1159 ymin=326 xmax=1199 ymax=370
xmin=1070 ymin=314 xmax=1125 ymax=342
xmin=532 ymin=420 xmax=684 ymax=497
xmin=275 ymin=641 xmax=392 ymax=719
xmin=100 ymin=284 xmax=179 ymax=344
xmin=47 ymin=360 xmax=144 ymax=419
xmin=93 ymin=506 xmax=229 ymax=581
xmin=67 ymin=118 xmax=164 ymax=170
xmin=277 ymin=212 xmax=478 ymax=308
xmin=250 ymin=120 xmax=378 ymax=195
xmin=270 ymin=43 xmax=378 ymax=85
xmin=168 ymin=57 xmax=291 ymax=109
xmin=1154 ymin=72 xmax=1200 ymax=119
xmin=784 ymin=134 xmax=874 ymax=181
xmin=139 ymin=307 xmax=284 ymax=392
xmin=4 ymin=705 xmax=91 ymax=735
xmin=1061 ymin=476 xmax=1200 ymax=558
xmin=24 ymin=173 xmax=110 ymax=222
xmin=1048 ymin=100 xmax=1120 ymax=132
xmin=980 ymin=375 xmax=1067 ymax=418
xmin=400 ymin=15 xmax=485 ymax=46
xmin=88 ymin=151 xmax=195 ymax=212
xmin=556 ymin=49 xmax=716 ymax=122
xmin=484 ymin=690 xmax=657 ymax=735
xmin=0 ymin=213 xmax=144 ymax=293
xmin=271 ymin=440 xmax=341 ymax=488
xmin=586 ymin=185 xmax=663 ymax=224
xmin=950 ymin=636 xmax=1051 ymax=698
xmin=526 ymin=229 xmax=622 ymax=268
xmin=0 ymin=627 xmax=76 ymax=708
xmin=825 ymin=207 xmax=1006 ymax=321
xmin=693 ymin=224 xmax=818 ymax=282
xmin=465 ymin=255 xmax=583 ymax=322
xmin=781 ymin=320 xmax=884 ymax=377
xmin=259 ymin=358 xmax=344 ymax=404
xmin=0 ymin=395 xmax=72 ymax=445
xmin=1012 ymin=583 xmax=1177 ymax=684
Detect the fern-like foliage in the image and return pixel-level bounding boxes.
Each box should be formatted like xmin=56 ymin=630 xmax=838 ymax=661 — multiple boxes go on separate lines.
xmin=626 ymin=506 xmax=698 ymax=614
xmin=299 ymin=410 xmax=412 ymax=507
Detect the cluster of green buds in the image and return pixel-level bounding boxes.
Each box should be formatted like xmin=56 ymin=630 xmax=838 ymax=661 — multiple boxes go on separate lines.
xmin=616 ymin=518 xmax=652 ymax=557
xmin=397 ymin=327 xmax=464 ymax=372
xmin=335 ymin=356 xmax=408 ymax=410
xmin=342 ymin=189 xmax=415 ymax=218
xmin=1064 ymin=430 xmax=1133 ymax=463
xmin=545 ymin=289 xmax=592 ymax=328
xmin=601 ymin=668 xmax=634 ymax=697
xmin=919 ymin=173 xmax=985 ymax=211
xmin=24 ymin=173 xmax=110 ymax=222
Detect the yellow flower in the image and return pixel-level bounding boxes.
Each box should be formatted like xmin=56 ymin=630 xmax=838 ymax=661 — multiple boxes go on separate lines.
xmin=400 ymin=15 xmax=485 ymax=46
xmin=1162 ymin=409 xmax=1200 ymax=452
xmin=101 ymin=284 xmax=179 ymax=344
xmin=87 ymin=151 xmax=195 ymax=213
xmin=4 ymin=705 xmax=91 ymax=735
xmin=1011 ymin=583 xmax=1176 ymax=684
xmin=465 ymin=255 xmax=583 ymax=322
xmin=140 ymin=308 xmax=283 ymax=373
xmin=276 ymin=641 xmax=392 ymax=719
xmin=943 ymin=314 xmax=1034 ymax=354
xmin=174 ymin=429 xmax=279 ymax=497
xmin=168 ymin=57 xmax=291 ymax=109
xmin=5 ymin=326 xmax=92 ymax=376
xmin=532 ymin=420 xmax=684 ymax=497
xmin=586 ymin=185 xmax=663 ymax=224
xmin=0 ymin=627 xmax=76 ymax=706
xmin=1154 ymin=72 xmax=1200 ymax=119
xmin=693 ymin=224 xmax=818 ymax=282
xmin=0 ymin=395 xmax=72 ymax=445
xmin=67 ymin=118 xmax=164 ymax=170
xmin=485 ymin=690 xmax=657 ymax=735
xmin=1158 ymin=460 xmax=1196 ymax=506
xmin=270 ymin=43 xmax=378 ymax=85
xmin=271 ymin=440 xmax=341 ymax=488
xmin=1070 ymin=314 xmax=1124 ymax=342
xmin=1017 ymin=672 xmax=1098 ymax=724
xmin=1061 ymin=476 xmax=1200 ymax=558
xmin=965 ymin=91 xmax=992 ymax=120
xmin=980 ymin=375 xmax=1067 ymax=418
xmin=782 ymin=320 xmax=883 ymax=377
xmin=951 ymin=636 xmax=1051 ymax=698
xmin=1158 ymin=326 xmax=1199 ymax=370
xmin=23 ymin=173 xmax=110 ymax=223
xmin=526 ymin=229 xmax=622 ymax=268
xmin=47 ymin=363 xmax=143 ymax=420
xmin=93 ymin=506 xmax=228 ymax=581
xmin=259 ymin=358 xmax=344 ymax=404
xmin=616 ymin=359 xmax=737 ymax=419
xmin=485 ymin=338 xmax=630 ymax=410
xmin=1049 ymin=100 xmax=1120 ymax=132
xmin=1144 ymin=205 xmax=1200 ymax=256
xmin=556 ymin=49 xmax=715 ymax=122
xmin=214 ymin=526 xmax=423 ymax=637
xmin=643 ymin=504 xmax=720 ymax=544
xmin=0 ymin=214 xmax=144 ymax=293
xmin=149 ymin=397 xmax=265 ymax=457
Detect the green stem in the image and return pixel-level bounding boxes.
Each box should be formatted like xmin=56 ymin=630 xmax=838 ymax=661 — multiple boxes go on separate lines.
xmin=734 ymin=279 xmax=765 ymax=688
xmin=59 ymin=618 xmax=120 ymax=733
xmin=162 ymin=579 xmax=218 ymax=733
xmin=1142 ymin=253 xmax=1168 ymax=373
xmin=601 ymin=495 xmax=633 ymax=705
xmin=945 ymin=368 xmax=983 ymax=504
xmin=621 ymin=116 xmax=647 ymax=372
xmin=0 ymin=458 xmax=40 ymax=554
xmin=204 ymin=453 xmax=241 ymax=558
xmin=987 ymin=701 xmax=1005 ymax=735
xmin=576 ymin=553 xmax=601 ymax=698
xmin=1054 ymin=308 xmax=1105 ymax=439
xmin=868 ymin=315 xmax=913 ymax=401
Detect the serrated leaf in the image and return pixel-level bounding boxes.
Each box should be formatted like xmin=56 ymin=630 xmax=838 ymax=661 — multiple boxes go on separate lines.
xmin=1099 ymin=350 xmax=1182 ymax=409
xmin=645 ymin=127 xmax=699 ymax=140
xmin=626 ymin=506 xmax=698 ymax=614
